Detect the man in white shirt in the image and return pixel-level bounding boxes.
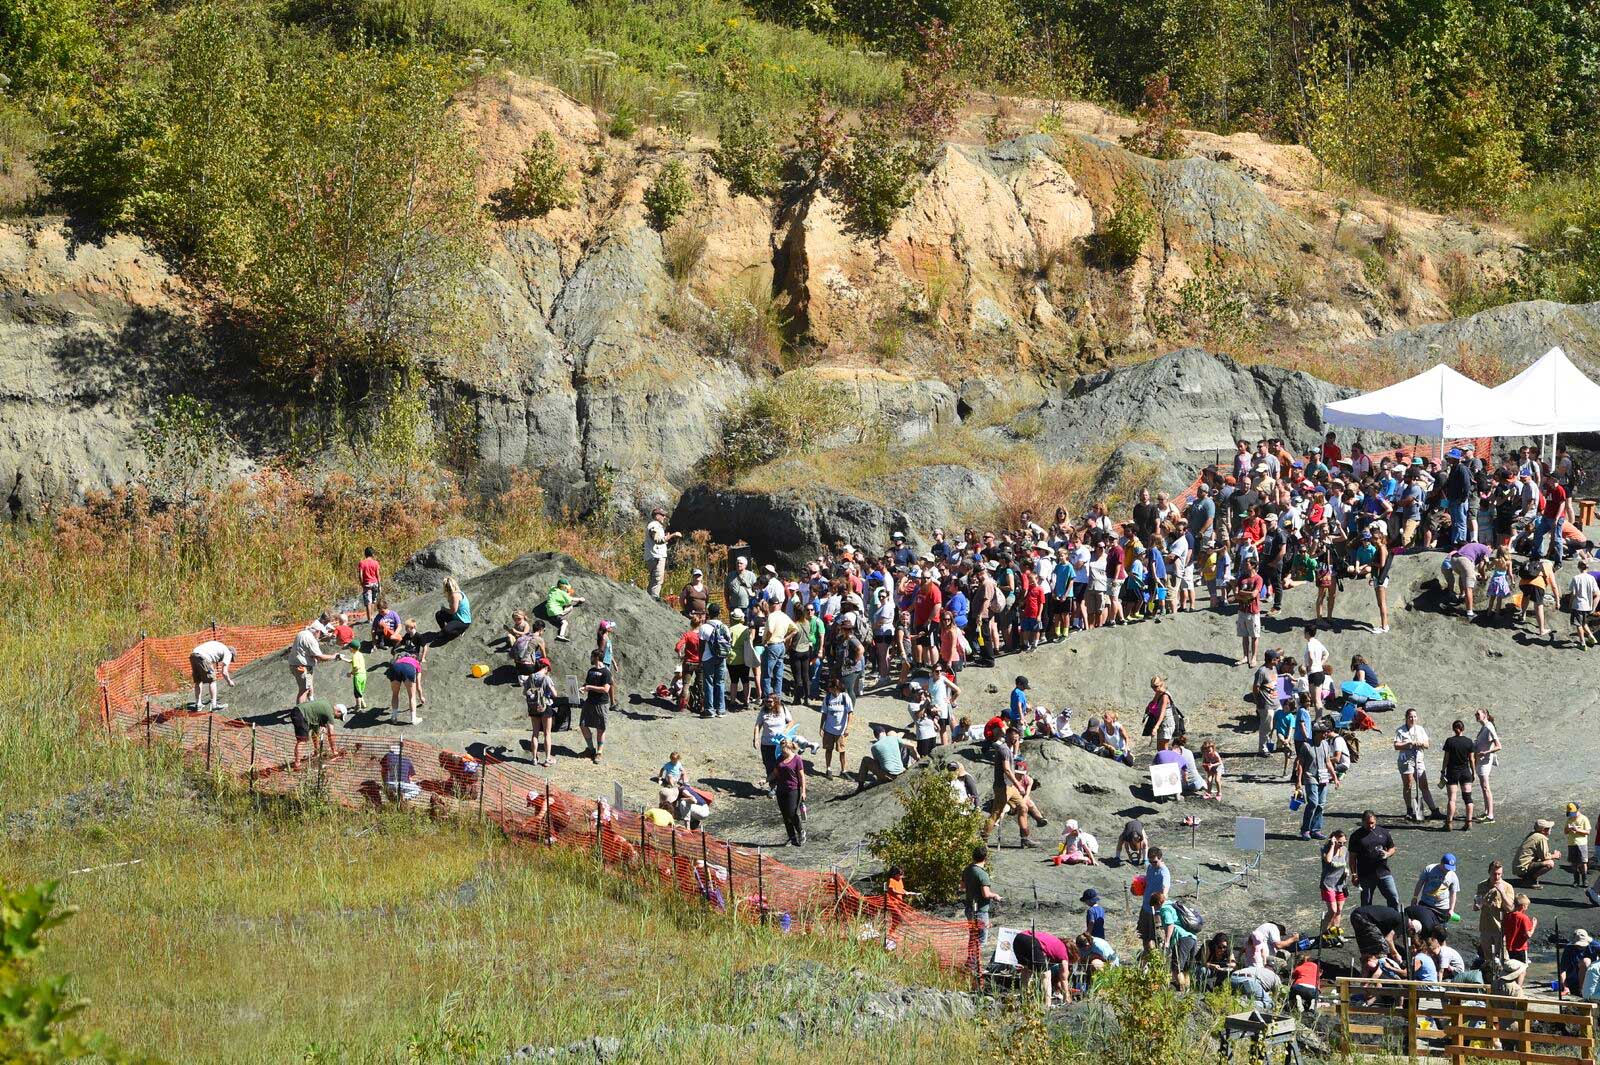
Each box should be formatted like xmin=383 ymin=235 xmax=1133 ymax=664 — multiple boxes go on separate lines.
xmin=761 ymin=564 xmax=785 ymax=605
xmin=1395 ymin=708 xmax=1442 ymax=823
xmin=290 ymin=624 xmax=342 ymax=704
xmin=644 ymin=507 xmax=680 ymax=599
xmin=1570 ymin=555 xmax=1598 ymax=650
xmin=189 ymin=640 xmax=237 ymax=711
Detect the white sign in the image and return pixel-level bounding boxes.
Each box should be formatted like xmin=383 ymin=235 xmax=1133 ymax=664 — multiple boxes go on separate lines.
xmin=993 ymin=926 xmax=1024 ymax=967
xmin=1150 ymin=763 xmax=1183 ymax=798
xmin=1235 ymin=816 xmax=1267 ymax=852
xmin=613 ymin=780 xmax=625 ymax=811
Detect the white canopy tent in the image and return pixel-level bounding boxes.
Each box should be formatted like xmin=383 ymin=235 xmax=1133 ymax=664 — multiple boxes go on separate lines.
xmin=1462 ymin=347 xmax=1600 ymax=439
xmin=1321 ymin=363 xmax=1500 ymax=440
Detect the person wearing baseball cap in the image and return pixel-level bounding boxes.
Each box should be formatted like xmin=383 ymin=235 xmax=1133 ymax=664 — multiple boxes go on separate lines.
xmin=289 ymin=698 xmax=346 ymax=771
xmin=1514 ymin=819 xmax=1558 ymax=888
xmin=644 ymin=507 xmax=681 ymax=599
xmin=1080 ymin=888 xmax=1106 ymax=939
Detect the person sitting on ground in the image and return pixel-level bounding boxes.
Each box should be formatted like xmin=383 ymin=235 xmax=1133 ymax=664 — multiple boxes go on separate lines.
xmin=948 ymin=760 xmax=980 ymax=809
xmin=1056 ymin=819 xmax=1098 ymax=865
xmin=372 ymin=600 xmax=402 ymax=649
xmin=854 ymin=730 xmax=919 ymax=790
xmin=189 ymin=639 xmax=237 ymax=711
xmin=541 ymin=577 xmax=585 ymax=642
xmin=1514 ymin=818 xmax=1558 ymax=888
xmin=1200 ymin=933 xmax=1236 ymax=991
xmin=380 ymin=743 xmax=419 ymax=801
xmin=434 ymin=576 xmax=472 ymax=641
xmin=661 ymin=783 xmax=710 ymax=830
xmin=290 ymin=698 xmax=346 ymax=770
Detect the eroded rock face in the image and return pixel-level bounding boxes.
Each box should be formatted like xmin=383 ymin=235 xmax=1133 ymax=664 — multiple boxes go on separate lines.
xmin=1029 ymin=348 xmax=1361 ymax=493
xmin=1373 ymin=299 xmax=1600 ymax=374
xmin=672 ymin=464 xmax=998 ymax=567
xmin=0 ymin=219 xmax=205 ymax=517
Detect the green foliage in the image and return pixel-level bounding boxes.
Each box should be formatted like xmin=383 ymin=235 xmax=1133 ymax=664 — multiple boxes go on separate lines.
xmin=0 ymin=0 xmax=101 ymax=107
xmin=1152 ymin=254 xmax=1256 ymax=347
xmin=865 ymin=769 xmax=984 ymax=905
xmin=1126 ymin=72 xmax=1185 ymax=159
xmin=135 ymin=395 xmax=231 ymax=510
xmin=644 ymin=159 xmax=695 ymax=230
xmin=1 ymin=879 xmax=144 ymax=1063
xmin=1415 ymin=82 xmax=1527 ymax=210
xmin=41 ymin=8 xmax=484 ymax=398
xmin=712 ymin=99 xmax=781 ymax=197
xmin=495 ymin=132 xmax=576 ymax=218
xmin=1088 ymin=177 xmax=1153 ymax=268
xmin=834 ymin=110 xmax=924 ymax=237
xmin=606 ymin=100 xmax=638 ymax=139
xmin=1077 ymin=955 xmax=1198 ymax=1064
xmin=704 ymin=374 xmax=847 ymax=482
xmin=1507 ymin=174 xmax=1600 ymax=305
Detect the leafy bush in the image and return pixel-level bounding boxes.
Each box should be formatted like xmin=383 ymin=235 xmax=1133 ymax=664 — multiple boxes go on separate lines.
xmin=1126 ymin=72 xmax=1186 ymax=159
xmin=1508 ymin=175 xmax=1600 ymax=305
xmin=136 ymin=394 xmax=231 ymax=511
xmin=644 ymin=160 xmax=694 ymax=230
xmin=606 ymin=100 xmax=638 ymax=140
xmin=865 ymin=768 xmax=984 ymax=905
xmin=834 ymin=110 xmax=923 ymax=237
xmin=1 ymin=879 xmax=139 ymax=1062
xmin=703 ymin=374 xmax=845 ymax=482
xmin=495 ymin=132 xmax=574 ymax=218
xmin=1416 ymin=83 xmax=1528 ymax=211
xmin=1088 ymin=177 xmax=1154 ymax=268
xmin=712 ymin=100 xmax=780 ymax=198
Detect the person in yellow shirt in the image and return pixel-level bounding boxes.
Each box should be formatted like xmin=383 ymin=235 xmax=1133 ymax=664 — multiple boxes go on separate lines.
xmin=1567 ymin=803 xmax=1592 ymax=886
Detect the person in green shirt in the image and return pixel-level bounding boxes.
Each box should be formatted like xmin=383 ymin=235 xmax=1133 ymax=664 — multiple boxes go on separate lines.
xmin=791 ymin=601 xmax=826 ymax=706
xmin=1152 ymin=889 xmax=1197 ymax=990
xmin=542 ymin=578 xmax=586 ymax=642
xmin=290 ymin=698 xmax=346 ymax=771
xmin=963 ymin=845 xmax=1001 ymax=970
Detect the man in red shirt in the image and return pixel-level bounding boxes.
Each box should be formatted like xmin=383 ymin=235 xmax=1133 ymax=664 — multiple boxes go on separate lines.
xmin=1235 ymin=559 xmax=1265 ymax=667
xmin=357 ymin=547 xmax=381 ymax=622
xmin=1536 ymin=473 xmax=1570 ymax=563
xmin=911 ymin=569 xmax=942 ymax=667
xmin=1321 ymin=432 xmax=1343 ymax=465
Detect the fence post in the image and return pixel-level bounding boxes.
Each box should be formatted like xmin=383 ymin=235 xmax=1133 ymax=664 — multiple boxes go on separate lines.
xmin=594 ymin=800 xmax=602 ymax=858
xmin=640 ymin=814 xmax=648 ymax=868
xmin=544 ymin=779 xmax=552 ymax=844
xmin=1404 ymin=984 xmax=1419 ymax=1058
xmin=139 ymin=632 xmax=147 ymax=698
xmin=477 ymin=759 xmax=487 ymax=822
xmin=145 ymin=698 xmax=152 ymax=748
xmin=211 ymin=619 xmax=217 ymax=639
xmin=757 ymin=851 xmax=766 ymax=925
xmin=101 ymin=685 xmax=111 ymax=738
xmin=833 ymin=870 xmax=841 ymax=918
xmin=700 ymin=831 xmax=710 ymax=907
xmin=205 ymin=714 xmax=214 ymax=773
xmin=726 ymin=842 xmax=735 ymax=919
xmin=882 ymin=889 xmax=889 ymax=948
xmin=248 ymin=725 xmax=257 ymax=793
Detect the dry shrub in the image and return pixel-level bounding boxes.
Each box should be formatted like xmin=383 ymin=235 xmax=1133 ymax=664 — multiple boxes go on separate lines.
xmin=991 ymin=454 xmax=1099 ymax=527
xmin=1452 ymin=343 xmax=1515 ymax=386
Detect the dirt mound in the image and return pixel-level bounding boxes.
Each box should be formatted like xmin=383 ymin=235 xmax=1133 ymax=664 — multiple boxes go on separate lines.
xmin=218 ymin=551 xmax=686 ymax=748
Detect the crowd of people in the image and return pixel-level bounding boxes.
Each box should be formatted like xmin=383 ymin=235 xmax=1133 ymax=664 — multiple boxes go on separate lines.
xmin=200 ymin=430 xmax=1600 ymax=1011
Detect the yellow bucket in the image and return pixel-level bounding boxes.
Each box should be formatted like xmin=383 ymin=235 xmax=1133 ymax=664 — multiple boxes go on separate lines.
xmin=470 ymin=663 xmax=489 ymax=679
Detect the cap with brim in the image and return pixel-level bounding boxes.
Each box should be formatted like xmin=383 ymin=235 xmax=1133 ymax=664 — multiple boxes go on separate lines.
xmin=763 ymin=564 xmax=777 ymax=573
xmin=1442 ymin=853 xmax=1456 ymax=869
xmin=692 ymin=568 xmax=703 ymax=577
xmin=1015 ymin=676 xmax=1030 ymax=689
xmin=1447 ymin=448 xmax=1462 ymax=459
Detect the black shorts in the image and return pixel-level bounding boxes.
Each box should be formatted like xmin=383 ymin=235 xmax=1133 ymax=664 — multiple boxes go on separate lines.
xmin=580 ymin=702 xmax=608 ymax=731
xmin=1444 ymin=770 xmax=1473 ymax=789
xmin=289 ymin=707 xmax=311 ymax=741
xmin=389 ymin=661 xmax=418 ymax=683
xmin=874 ymin=633 xmax=893 ymax=646
xmin=729 ymin=664 xmax=749 ymax=683
xmin=916 ymin=737 xmax=936 ymax=757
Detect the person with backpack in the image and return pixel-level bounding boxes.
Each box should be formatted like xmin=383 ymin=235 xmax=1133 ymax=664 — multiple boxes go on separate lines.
xmin=1151 ymin=889 xmax=1199 ymax=990
xmin=697 ymin=604 xmax=732 ymax=718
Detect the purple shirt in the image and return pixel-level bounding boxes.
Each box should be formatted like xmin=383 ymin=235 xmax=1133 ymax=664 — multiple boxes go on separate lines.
xmin=1454 ymin=542 xmax=1491 ymax=565
xmin=770 ymin=754 xmax=805 ymax=792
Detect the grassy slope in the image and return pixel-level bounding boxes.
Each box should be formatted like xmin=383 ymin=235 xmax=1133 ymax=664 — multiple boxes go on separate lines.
xmin=3 ymin=791 xmax=971 ymax=1062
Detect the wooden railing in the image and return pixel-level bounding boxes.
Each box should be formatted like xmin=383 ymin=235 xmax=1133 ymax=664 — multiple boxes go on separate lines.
xmin=1338 ymin=978 xmax=1596 ymax=1064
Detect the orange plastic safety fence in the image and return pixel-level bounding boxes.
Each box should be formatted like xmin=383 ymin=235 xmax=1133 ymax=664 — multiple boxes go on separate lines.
xmin=94 ymin=627 xmax=984 ymax=975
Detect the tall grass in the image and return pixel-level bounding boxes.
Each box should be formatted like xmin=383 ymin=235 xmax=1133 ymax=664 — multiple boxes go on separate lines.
xmin=3 ymin=791 xmax=970 ymax=1062
xmin=298 ymin=0 xmax=901 ymax=126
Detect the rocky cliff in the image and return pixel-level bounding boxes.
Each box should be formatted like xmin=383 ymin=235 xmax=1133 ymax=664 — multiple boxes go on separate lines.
xmin=3 ymin=72 xmax=1595 ymax=524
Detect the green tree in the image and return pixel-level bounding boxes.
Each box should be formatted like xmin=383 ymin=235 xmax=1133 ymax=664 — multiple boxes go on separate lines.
xmin=495 ymin=132 xmax=575 ymax=218
xmin=136 ymin=394 xmax=231 ymax=511
xmin=1 ymin=879 xmax=150 ymax=1063
xmin=644 ymin=159 xmax=695 ymax=230
xmin=834 ymin=109 xmax=924 ymax=237
xmin=865 ymin=767 xmax=984 ymax=904
xmin=712 ymin=100 xmax=781 ymax=198
xmin=0 ymin=0 xmax=101 ymax=106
